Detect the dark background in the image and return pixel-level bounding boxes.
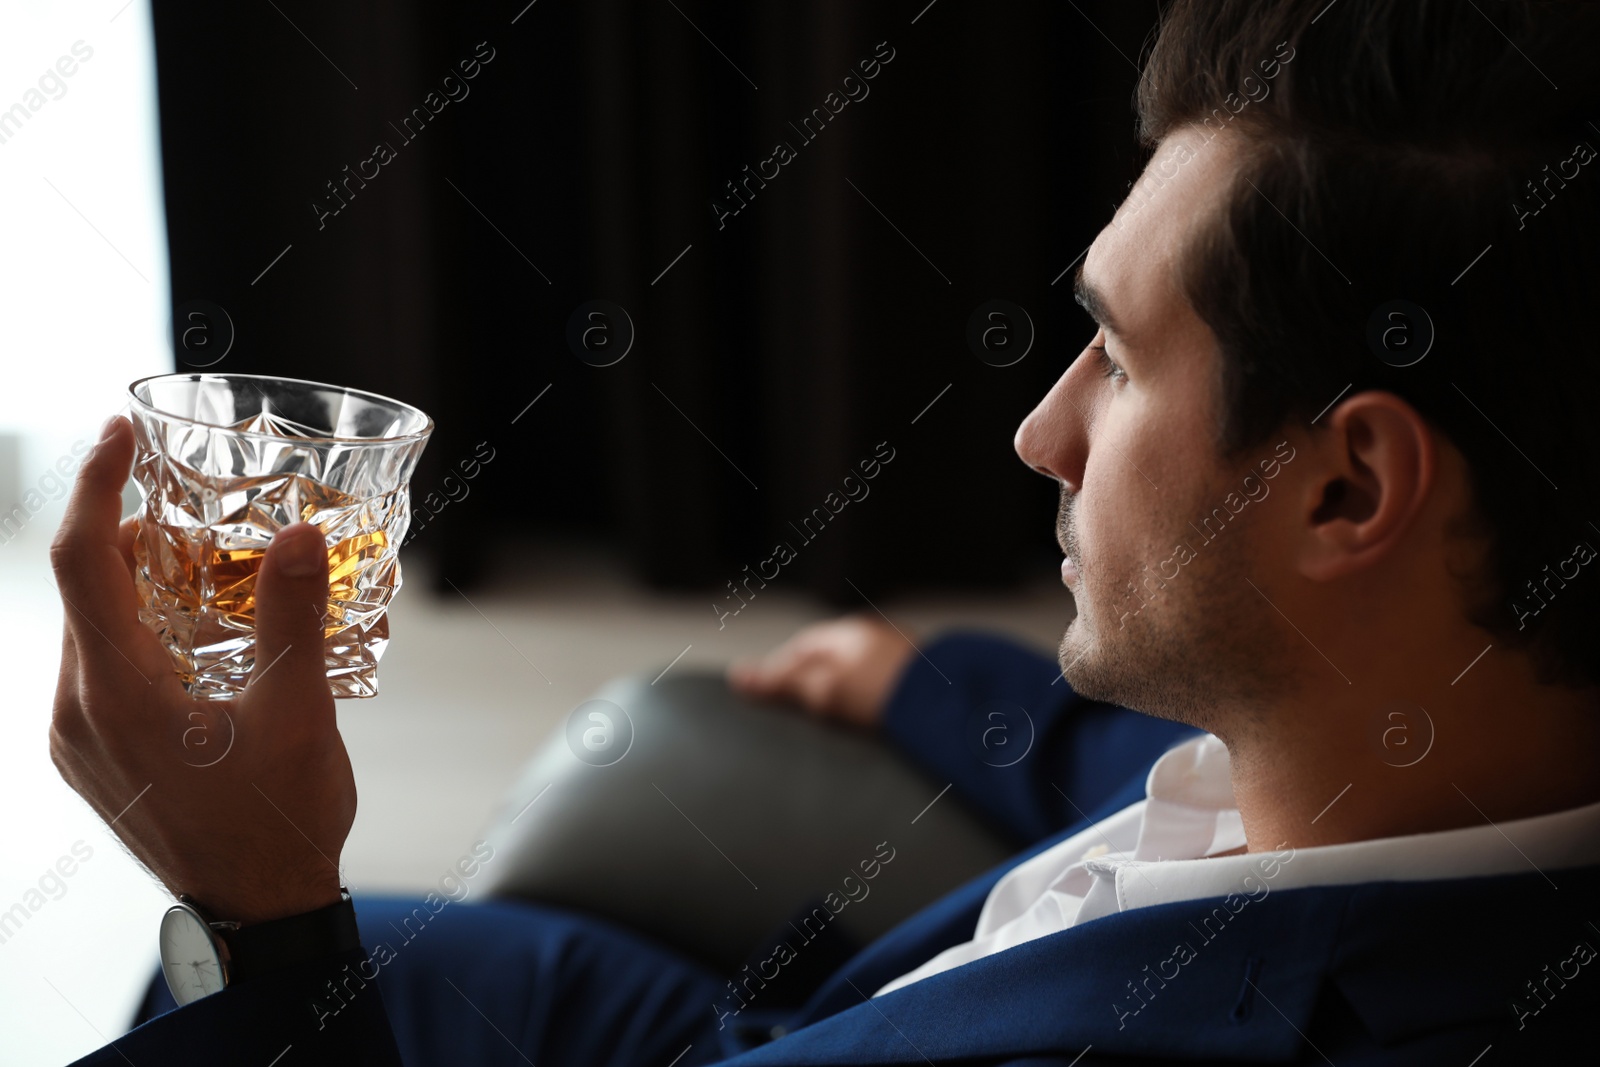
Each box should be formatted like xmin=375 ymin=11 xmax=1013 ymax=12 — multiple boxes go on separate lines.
xmin=151 ymin=0 xmax=1158 ymax=598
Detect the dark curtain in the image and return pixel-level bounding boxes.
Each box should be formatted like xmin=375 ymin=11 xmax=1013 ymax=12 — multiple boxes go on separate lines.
xmin=150 ymin=0 xmax=1157 ymax=600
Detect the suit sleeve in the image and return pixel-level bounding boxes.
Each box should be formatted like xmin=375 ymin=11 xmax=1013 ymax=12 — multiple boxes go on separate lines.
xmin=879 ymin=630 xmax=1197 ymax=845
xmin=69 ymin=945 xmax=404 ymax=1067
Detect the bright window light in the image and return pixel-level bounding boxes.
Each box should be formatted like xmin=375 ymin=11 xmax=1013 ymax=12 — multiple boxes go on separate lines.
xmin=0 ymin=0 xmax=169 ymax=540
xmin=0 ymin=4 xmax=173 ymax=1065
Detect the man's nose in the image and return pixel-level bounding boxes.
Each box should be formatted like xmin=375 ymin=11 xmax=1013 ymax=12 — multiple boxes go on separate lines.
xmin=1014 ymin=362 xmax=1091 ymax=490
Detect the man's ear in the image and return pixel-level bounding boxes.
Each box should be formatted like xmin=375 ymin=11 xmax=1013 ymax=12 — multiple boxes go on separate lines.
xmin=1297 ymin=391 xmax=1436 ymax=581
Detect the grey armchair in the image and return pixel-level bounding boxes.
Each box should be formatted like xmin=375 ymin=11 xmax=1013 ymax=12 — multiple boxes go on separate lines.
xmin=475 ymin=670 xmax=1014 ymax=973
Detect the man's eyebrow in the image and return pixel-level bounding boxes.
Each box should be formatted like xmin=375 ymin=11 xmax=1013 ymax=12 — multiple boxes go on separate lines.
xmin=1073 ymin=268 xmax=1121 ymax=336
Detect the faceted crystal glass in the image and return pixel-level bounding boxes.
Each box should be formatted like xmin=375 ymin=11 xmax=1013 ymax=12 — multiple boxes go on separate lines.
xmin=128 ymin=373 xmax=433 ymax=700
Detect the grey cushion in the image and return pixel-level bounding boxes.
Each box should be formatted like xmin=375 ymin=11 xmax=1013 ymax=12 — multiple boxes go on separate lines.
xmin=475 ymin=670 xmax=1013 ymax=972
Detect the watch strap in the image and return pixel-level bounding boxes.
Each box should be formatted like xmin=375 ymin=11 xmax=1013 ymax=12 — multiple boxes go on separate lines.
xmin=214 ymin=891 xmax=361 ymax=985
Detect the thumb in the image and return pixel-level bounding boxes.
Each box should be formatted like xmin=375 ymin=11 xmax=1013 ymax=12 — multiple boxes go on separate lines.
xmin=247 ymin=522 xmax=332 ymax=707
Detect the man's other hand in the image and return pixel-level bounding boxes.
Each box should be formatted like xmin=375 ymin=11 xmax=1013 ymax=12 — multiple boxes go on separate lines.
xmin=727 ymin=615 xmax=918 ymax=729
xmin=48 ymin=415 xmax=354 ymax=926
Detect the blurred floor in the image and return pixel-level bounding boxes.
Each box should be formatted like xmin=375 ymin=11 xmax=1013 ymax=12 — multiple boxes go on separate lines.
xmin=0 ymin=528 xmax=1071 ymax=1066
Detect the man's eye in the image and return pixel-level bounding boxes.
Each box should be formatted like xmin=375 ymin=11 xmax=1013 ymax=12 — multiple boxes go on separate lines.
xmin=1092 ymin=345 xmax=1127 ymax=383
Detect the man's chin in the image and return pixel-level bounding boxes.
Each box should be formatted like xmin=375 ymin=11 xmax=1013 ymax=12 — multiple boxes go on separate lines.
xmin=1057 ymin=616 xmax=1234 ymax=730
xmin=1058 ymin=616 xmax=1174 ymax=717
xmin=1056 ymin=620 xmax=1110 ymax=698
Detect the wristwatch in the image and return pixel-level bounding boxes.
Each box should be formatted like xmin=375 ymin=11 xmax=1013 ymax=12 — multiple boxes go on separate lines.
xmin=158 ymin=889 xmax=359 ymax=1006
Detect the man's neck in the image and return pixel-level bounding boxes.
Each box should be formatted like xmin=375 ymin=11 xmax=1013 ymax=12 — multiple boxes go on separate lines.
xmin=1222 ymin=648 xmax=1600 ymax=854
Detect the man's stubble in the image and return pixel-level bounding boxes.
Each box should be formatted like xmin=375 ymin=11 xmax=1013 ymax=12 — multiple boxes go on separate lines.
xmin=1056 ymin=478 xmax=1295 ymax=743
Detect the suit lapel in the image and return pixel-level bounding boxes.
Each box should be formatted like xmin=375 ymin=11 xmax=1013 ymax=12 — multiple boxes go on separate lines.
xmin=1330 ymin=866 xmax=1600 ymax=1043
xmin=733 ymin=882 xmax=1352 ymax=1064
xmin=727 ymin=867 xmax=1600 ymax=1065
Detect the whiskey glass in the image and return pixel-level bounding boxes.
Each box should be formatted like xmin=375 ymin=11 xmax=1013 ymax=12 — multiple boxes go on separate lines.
xmin=128 ymin=373 xmax=433 ymax=699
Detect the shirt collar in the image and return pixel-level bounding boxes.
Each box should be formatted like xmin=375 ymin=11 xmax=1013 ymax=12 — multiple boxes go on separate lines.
xmin=1108 ymin=733 xmax=1600 ymax=916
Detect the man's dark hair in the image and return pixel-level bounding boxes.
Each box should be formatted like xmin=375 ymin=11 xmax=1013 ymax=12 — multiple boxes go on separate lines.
xmin=1138 ymin=0 xmax=1600 ymax=686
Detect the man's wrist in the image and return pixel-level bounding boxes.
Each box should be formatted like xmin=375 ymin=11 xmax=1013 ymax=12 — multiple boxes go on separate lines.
xmin=182 ymin=877 xmax=344 ymax=928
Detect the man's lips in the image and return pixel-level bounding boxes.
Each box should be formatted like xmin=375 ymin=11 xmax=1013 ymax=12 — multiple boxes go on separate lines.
xmin=1060 ymin=557 xmax=1079 ymax=584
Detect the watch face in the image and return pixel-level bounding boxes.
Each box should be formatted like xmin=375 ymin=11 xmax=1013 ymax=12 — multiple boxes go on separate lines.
xmin=159 ymin=905 xmax=226 ymax=1006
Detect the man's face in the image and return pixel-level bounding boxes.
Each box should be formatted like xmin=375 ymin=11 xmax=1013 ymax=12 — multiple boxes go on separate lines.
xmin=1014 ymin=125 xmax=1292 ymax=729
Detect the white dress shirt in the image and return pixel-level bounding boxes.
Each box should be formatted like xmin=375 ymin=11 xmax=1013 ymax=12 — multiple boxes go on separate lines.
xmin=876 ymin=733 xmax=1600 ymax=997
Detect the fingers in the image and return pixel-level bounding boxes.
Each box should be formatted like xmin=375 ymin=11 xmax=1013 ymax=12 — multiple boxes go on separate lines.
xmin=729 ymin=632 xmax=827 ymax=703
xmin=729 ymin=616 xmax=859 ymax=694
xmin=54 ymin=620 xmax=80 ymax=713
xmin=727 ymin=615 xmax=911 ymax=728
xmin=50 ymin=417 xmax=150 ymax=657
xmin=245 ymin=522 xmax=333 ymax=716
xmin=728 ymin=639 xmax=807 ymax=695
xmin=117 ymin=515 xmax=139 ymax=581
xmin=745 ymin=625 xmax=827 ymax=679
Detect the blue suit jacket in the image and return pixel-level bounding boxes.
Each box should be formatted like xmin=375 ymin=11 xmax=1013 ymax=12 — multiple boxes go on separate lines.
xmin=73 ymin=633 xmax=1599 ymax=1064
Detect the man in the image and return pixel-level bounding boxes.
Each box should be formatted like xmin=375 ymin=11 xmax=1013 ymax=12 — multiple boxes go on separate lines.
xmin=53 ymin=0 xmax=1600 ymax=1062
